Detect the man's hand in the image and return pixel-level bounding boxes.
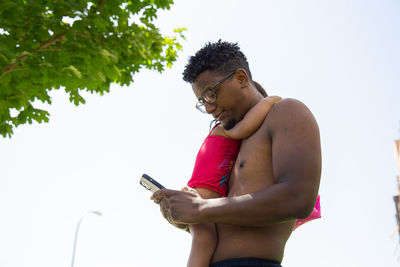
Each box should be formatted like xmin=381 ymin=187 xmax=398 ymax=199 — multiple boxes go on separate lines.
xmin=151 ymin=188 xmax=205 ymax=225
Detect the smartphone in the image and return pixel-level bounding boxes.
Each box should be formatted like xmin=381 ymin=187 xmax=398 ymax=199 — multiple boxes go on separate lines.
xmin=140 ymin=173 xmax=165 ymax=193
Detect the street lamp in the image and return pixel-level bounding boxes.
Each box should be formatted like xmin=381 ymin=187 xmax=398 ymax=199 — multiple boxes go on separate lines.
xmin=71 ymin=210 xmax=102 ymax=267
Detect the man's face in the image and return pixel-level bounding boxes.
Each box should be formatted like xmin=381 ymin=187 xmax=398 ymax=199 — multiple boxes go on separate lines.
xmin=192 ymin=70 xmax=247 ymax=130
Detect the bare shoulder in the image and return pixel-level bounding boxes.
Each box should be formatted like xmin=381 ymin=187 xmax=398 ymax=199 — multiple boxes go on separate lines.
xmin=268 ymin=97 xmax=310 ymax=114
xmin=265 ymin=98 xmax=319 ymax=136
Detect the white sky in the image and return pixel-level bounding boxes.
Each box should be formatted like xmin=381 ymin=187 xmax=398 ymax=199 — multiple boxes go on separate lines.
xmin=1 ymin=0 xmax=400 ymax=266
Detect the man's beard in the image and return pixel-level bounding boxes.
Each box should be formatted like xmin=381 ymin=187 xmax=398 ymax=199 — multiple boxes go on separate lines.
xmin=222 ymin=119 xmax=236 ymax=130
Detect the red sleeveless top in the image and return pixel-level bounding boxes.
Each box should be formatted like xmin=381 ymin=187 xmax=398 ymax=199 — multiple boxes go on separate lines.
xmin=187 ymin=127 xmax=241 ymax=197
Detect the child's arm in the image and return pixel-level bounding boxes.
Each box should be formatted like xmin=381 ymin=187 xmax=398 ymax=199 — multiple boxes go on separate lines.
xmin=185 ymin=187 xmax=219 ymax=267
xmin=212 ymin=96 xmax=282 ymax=139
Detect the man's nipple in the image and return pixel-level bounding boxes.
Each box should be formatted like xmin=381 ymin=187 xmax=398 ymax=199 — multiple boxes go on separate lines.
xmin=239 ymin=161 xmax=245 ymax=168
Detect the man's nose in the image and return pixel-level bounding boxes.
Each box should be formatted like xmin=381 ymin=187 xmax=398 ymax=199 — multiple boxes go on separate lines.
xmin=204 ymin=102 xmax=216 ymax=114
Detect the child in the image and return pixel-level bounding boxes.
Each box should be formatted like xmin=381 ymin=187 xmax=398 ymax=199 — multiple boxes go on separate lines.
xmin=185 ymin=95 xmax=321 ymax=267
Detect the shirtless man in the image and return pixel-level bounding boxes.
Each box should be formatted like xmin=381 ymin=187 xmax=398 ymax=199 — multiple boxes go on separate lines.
xmin=152 ymin=41 xmax=322 ymax=267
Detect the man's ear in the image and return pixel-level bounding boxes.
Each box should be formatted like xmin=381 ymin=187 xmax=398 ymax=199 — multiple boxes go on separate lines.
xmin=235 ymin=68 xmax=250 ymax=88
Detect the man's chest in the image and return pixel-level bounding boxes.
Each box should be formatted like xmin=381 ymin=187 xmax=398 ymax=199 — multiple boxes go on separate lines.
xmin=228 ymin=125 xmax=276 ymax=196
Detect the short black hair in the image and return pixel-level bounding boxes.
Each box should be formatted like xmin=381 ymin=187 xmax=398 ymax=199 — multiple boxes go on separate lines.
xmin=182 ymin=40 xmax=252 ymax=83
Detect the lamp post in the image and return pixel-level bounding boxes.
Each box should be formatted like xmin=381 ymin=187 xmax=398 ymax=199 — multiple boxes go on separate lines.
xmin=71 ymin=210 xmax=102 ymax=267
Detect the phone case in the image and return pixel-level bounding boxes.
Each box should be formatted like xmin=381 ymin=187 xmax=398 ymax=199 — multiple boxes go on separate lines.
xmin=140 ymin=174 xmax=165 ymax=193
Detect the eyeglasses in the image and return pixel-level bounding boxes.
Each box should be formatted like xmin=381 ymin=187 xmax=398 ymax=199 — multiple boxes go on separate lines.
xmin=195 ymin=71 xmax=236 ymax=113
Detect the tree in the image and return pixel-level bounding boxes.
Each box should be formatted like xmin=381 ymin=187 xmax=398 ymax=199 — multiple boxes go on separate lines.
xmin=0 ymin=0 xmax=185 ymax=138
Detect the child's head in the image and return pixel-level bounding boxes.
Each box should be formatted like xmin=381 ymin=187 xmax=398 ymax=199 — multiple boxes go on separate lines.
xmin=253 ymin=81 xmax=267 ymax=97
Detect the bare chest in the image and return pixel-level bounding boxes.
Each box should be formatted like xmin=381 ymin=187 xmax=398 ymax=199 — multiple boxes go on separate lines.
xmin=228 ymin=122 xmax=276 ymax=196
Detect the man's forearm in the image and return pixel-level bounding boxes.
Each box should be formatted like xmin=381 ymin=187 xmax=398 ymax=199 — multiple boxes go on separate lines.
xmin=198 ymin=183 xmax=316 ymax=227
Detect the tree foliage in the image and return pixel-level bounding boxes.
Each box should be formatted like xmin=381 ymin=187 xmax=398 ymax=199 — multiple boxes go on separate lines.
xmin=0 ymin=0 xmax=185 ymax=137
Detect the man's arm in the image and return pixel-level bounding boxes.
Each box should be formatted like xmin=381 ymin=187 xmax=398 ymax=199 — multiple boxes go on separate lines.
xmin=153 ymin=99 xmax=321 ymax=226
xmin=213 ymin=96 xmax=282 ymax=139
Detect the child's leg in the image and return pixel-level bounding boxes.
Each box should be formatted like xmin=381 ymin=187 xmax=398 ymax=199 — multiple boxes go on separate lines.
xmin=183 ymin=187 xmax=219 ymax=267
xmin=187 ymin=223 xmax=217 ymax=267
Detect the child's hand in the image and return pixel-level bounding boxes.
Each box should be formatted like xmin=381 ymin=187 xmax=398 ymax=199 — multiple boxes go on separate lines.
xmin=265 ymin=95 xmax=282 ymax=104
xmin=181 ymin=186 xmax=199 ymax=195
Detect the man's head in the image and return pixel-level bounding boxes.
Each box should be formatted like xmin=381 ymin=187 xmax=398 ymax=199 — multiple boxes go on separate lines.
xmin=182 ymin=41 xmax=252 ymax=84
xmin=183 ymin=41 xmax=263 ymax=130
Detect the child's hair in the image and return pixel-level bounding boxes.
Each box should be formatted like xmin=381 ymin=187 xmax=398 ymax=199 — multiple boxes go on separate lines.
xmin=183 ymin=40 xmax=252 ymax=83
xmin=253 ymin=81 xmax=268 ymax=97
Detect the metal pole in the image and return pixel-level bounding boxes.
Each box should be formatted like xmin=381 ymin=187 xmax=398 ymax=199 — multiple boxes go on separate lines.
xmin=71 ymin=211 xmax=102 ymax=267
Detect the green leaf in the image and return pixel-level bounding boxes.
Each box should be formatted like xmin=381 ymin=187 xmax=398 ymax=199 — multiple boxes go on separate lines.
xmin=18 ymin=51 xmax=33 ymax=57
xmin=62 ymin=65 xmax=82 ymax=79
xmin=0 ymin=52 xmax=8 ymax=63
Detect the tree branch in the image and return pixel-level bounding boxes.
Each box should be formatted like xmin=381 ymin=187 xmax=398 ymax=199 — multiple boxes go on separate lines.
xmin=75 ymin=32 xmax=108 ymax=46
xmin=97 ymin=0 xmax=107 ymax=8
xmin=37 ymin=33 xmax=66 ymax=51
xmin=1 ymin=33 xmax=66 ymax=79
